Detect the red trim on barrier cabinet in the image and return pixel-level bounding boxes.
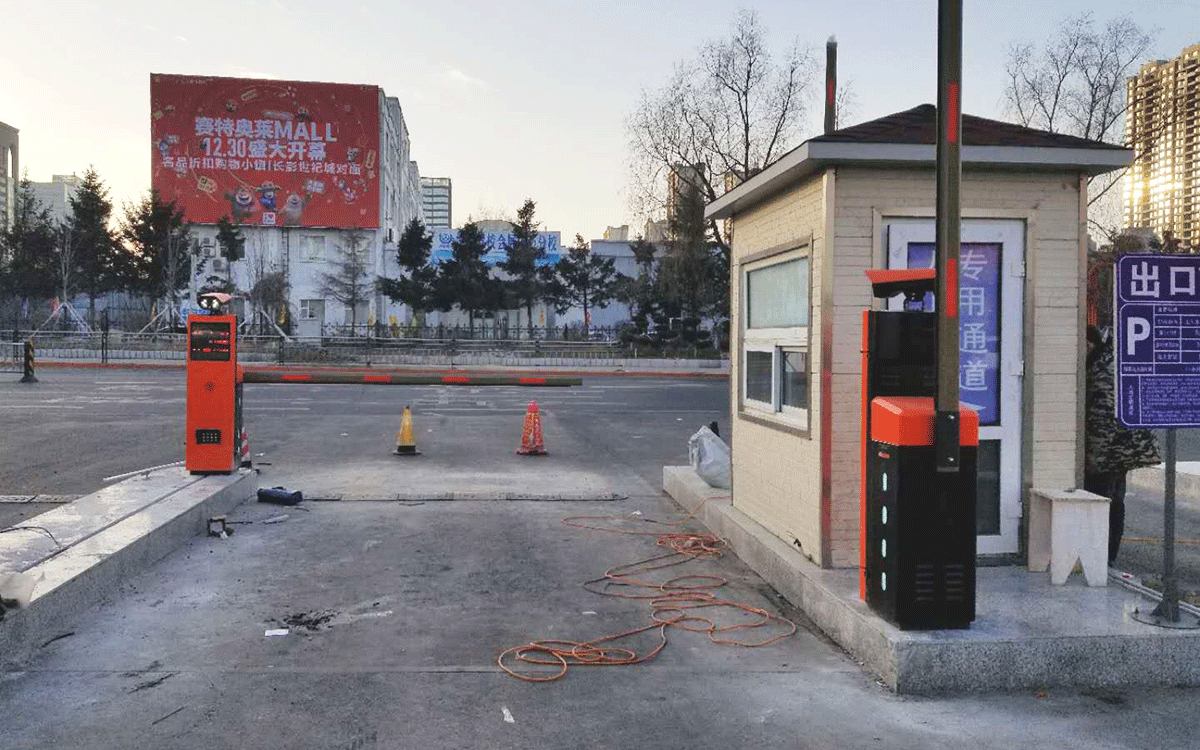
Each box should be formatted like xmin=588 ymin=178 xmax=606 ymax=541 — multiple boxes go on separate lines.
xmin=860 ymin=311 xmax=871 ymax=601
xmin=441 ymin=376 xmax=472 ymax=384
xmin=363 ymin=375 xmax=391 ymax=383
xmin=870 ymin=397 xmax=978 ymax=447
xmin=519 ymin=377 xmax=547 ymax=385
xmin=282 ymin=373 xmax=312 ymax=381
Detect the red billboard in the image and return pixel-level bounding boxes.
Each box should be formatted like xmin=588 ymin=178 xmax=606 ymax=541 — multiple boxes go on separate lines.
xmin=151 ymin=73 xmax=380 ymax=229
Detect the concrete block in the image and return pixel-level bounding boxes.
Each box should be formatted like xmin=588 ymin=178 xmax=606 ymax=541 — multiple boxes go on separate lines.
xmin=0 ymin=469 xmax=257 ymax=668
xmin=1128 ymin=463 xmax=1200 ymax=507
xmin=662 ymin=466 xmax=731 ymax=511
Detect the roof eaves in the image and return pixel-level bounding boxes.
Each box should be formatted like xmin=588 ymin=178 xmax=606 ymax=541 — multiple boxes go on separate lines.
xmin=705 ymin=141 xmax=1133 ymax=220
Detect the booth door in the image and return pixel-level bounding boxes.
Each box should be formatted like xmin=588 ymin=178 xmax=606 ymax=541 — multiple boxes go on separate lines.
xmin=886 ymin=218 xmax=1025 ymax=556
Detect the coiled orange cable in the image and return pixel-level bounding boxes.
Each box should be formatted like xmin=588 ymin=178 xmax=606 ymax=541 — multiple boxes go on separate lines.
xmin=498 ymin=498 xmax=797 ymax=682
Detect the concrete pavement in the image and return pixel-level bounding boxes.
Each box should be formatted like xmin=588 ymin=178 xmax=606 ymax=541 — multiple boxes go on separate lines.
xmin=5 ymin=496 xmax=1200 ymax=749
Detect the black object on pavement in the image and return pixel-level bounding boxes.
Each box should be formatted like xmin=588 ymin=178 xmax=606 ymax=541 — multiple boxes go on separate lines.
xmin=257 ymin=487 xmax=303 ymax=506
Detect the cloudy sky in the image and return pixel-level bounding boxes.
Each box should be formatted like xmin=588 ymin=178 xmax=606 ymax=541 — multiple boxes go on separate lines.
xmin=4 ymin=0 xmax=1197 ymax=238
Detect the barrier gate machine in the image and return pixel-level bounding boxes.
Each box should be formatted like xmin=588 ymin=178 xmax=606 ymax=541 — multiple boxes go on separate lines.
xmin=859 ymin=270 xmax=977 ymax=630
xmin=185 ymin=296 xmax=580 ymax=475
xmin=857 ymin=0 xmax=977 ymax=631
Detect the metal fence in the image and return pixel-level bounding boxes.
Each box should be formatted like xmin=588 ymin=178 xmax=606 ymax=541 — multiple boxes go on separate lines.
xmin=1 ymin=341 xmax=20 ymax=373
xmin=314 ymin=323 xmax=627 ymax=342
xmin=4 ymin=330 xmax=626 ymax=367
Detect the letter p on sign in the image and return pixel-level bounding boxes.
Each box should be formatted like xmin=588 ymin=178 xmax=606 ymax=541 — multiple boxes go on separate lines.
xmin=1127 ymin=317 xmax=1151 ymax=356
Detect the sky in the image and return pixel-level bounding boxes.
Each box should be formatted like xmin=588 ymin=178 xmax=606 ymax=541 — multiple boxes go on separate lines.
xmin=4 ymin=0 xmax=1198 ymax=240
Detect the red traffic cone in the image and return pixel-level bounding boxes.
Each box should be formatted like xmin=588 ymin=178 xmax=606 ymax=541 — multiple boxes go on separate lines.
xmin=239 ymin=426 xmax=251 ymax=467
xmin=517 ymin=400 xmax=547 ymax=456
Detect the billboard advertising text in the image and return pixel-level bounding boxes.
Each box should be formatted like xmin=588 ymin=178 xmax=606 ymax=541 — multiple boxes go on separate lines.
xmin=151 ymin=73 xmax=380 ymax=229
xmin=429 ymin=229 xmax=561 ymax=267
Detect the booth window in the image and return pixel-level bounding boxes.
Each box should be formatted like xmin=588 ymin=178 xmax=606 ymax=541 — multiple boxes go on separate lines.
xmin=740 ymin=248 xmax=811 ymax=431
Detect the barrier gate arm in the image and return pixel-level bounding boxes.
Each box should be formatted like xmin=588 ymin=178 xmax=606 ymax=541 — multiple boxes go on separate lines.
xmin=238 ymin=368 xmax=581 ymax=387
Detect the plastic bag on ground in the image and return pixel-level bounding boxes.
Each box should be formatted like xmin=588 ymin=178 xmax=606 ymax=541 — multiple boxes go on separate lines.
xmin=688 ymin=426 xmax=731 ymax=489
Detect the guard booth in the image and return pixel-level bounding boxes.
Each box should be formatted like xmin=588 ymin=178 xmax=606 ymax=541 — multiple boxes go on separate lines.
xmin=705 ymin=104 xmax=1132 ymax=570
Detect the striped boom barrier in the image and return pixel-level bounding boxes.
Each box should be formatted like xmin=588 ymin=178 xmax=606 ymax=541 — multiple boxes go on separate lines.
xmin=240 ymin=369 xmax=582 ymax=387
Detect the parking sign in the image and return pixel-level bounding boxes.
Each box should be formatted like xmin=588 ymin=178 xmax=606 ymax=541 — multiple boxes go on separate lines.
xmin=1115 ymin=254 xmax=1200 ymax=428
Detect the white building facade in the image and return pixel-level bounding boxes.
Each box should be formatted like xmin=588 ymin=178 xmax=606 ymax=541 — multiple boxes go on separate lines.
xmin=420 ymin=176 xmax=451 ymax=228
xmin=31 ymin=174 xmax=81 ymax=224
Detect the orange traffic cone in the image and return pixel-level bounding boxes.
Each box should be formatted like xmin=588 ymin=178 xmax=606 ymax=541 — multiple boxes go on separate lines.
xmin=395 ymin=406 xmax=421 ymax=456
xmin=517 ymin=400 xmax=547 ymax=456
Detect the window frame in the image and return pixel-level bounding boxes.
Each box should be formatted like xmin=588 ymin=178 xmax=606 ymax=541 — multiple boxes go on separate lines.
xmin=299 ymin=298 xmax=324 ymax=321
xmin=737 ymin=238 xmax=814 ymax=436
xmin=300 ymin=235 xmax=326 ymax=263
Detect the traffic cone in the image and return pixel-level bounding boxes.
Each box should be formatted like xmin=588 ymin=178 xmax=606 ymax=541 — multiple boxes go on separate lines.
xmin=239 ymin=426 xmax=251 ymax=467
xmin=395 ymin=405 xmax=421 ymax=456
xmin=517 ymin=400 xmax=547 ymax=456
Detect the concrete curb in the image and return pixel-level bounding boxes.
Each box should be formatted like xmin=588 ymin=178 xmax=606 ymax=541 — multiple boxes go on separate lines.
xmin=1128 ymin=464 xmax=1200 ymax=507
xmin=663 ymin=465 xmax=1200 ymax=694
xmin=0 ymin=469 xmax=258 ymax=667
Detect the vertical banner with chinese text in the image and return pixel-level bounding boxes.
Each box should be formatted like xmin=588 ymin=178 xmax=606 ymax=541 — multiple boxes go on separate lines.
xmin=907 ymin=242 xmax=1001 ymax=425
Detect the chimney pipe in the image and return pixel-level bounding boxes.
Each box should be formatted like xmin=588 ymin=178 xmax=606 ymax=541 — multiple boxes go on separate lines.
xmin=825 ymin=36 xmax=838 ymax=134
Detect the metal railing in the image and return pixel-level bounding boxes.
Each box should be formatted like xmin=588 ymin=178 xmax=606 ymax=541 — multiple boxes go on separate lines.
xmin=3 ymin=325 xmax=728 ymax=366
xmin=8 ymin=330 xmax=625 ymax=367
xmin=315 ymin=323 xmax=625 ymax=342
xmin=1 ymin=340 xmax=20 ymax=373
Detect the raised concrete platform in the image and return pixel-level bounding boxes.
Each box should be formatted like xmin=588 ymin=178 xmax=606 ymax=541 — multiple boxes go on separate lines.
xmin=1129 ymin=462 xmax=1200 ymax=506
xmin=664 ymin=465 xmax=1200 ymax=694
xmin=0 ymin=468 xmax=257 ymax=667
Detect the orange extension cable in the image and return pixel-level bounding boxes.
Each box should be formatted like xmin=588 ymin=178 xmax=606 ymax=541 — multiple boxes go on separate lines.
xmin=497 ymin=498 xmax=798 ymax=682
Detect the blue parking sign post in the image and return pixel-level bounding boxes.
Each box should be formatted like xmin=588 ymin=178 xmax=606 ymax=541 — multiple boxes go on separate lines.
xmin=1115 ymin=254 xmax=1200 ymax=628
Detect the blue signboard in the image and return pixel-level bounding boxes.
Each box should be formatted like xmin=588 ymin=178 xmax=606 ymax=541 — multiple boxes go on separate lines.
xmin=907 ymin=243 xmax=1002 ymax=425
xmin=428 ymin=229 xmax=561 ymax=267
xmin=1115 ymin=254 xmax=1200 ymax=428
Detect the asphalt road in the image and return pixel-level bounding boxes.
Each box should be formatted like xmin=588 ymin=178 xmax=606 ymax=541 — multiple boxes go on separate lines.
xmin=0 ymin=368 xmax=729 ymax=497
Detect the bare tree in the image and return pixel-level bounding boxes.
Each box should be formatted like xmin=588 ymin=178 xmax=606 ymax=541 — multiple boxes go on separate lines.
xmin=53 ymin=218 xmax=79 ymax=303
xmin=627 ymin=8 xmax=816 ymax=253
xmin=833 ymin=79 xmax=858 ymax=130
xmin=1003 ymin=13 xmax=1155 ymax=240
xmin=244 ymin=232 xmax=289 ymax=334
xmin=317 ymin=231 xmax=372 ymax=332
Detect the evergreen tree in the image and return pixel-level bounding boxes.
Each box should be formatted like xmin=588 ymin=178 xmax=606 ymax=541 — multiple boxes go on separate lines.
xmin=120 ymin=189 xmax=191 ymax=314
xmin=215 ymin=215 xmax=245 ymax=290
xmin=543 ymin=234 xmax=619 ymax=336
xmin=378 ymin=217 xmax=438 ymax=319
xmin=435 ymin=221 xmax=501 ymax=335
xmin=0 ymin=177 xmax=57 ymax=324
xmin=68 ymin=167 xmax=120 ymax=324
xmin=616 ymin=236 xmax=664 ymax=328
xmin=661 ymin=184 xmax=725 ymax=322
xmin=498 ymin=199 xmax=545 ymax=335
